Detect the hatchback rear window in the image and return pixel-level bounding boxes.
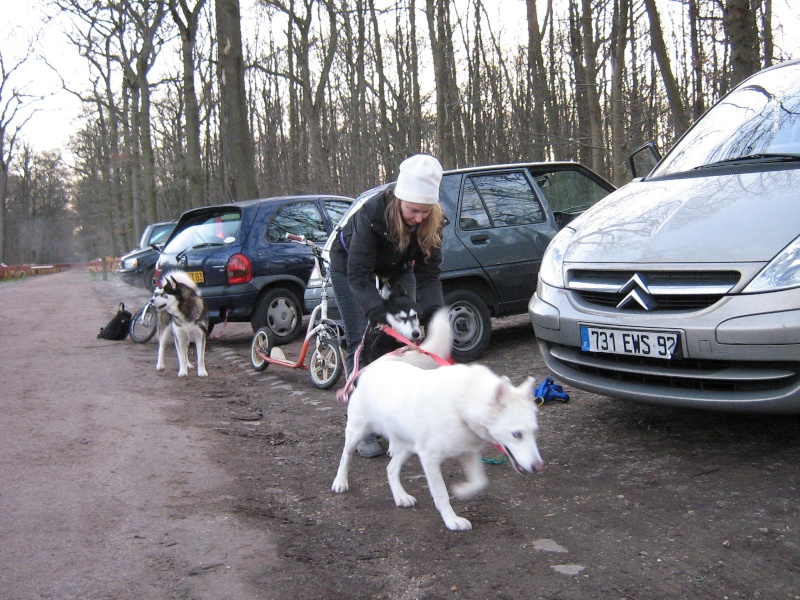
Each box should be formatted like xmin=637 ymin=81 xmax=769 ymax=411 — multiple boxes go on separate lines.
xmin=164 ymin=210 xmax=242 ymax=254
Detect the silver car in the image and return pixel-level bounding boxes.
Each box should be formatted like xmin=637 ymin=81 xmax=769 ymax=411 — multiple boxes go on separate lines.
xmin=529 ymin=59 xmax=800 ymax=413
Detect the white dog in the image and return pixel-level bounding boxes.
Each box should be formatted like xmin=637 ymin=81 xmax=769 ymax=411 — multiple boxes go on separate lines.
xmin=332 ymin=310 xmax=544 ymax=531
xmin=153 ymin=271 xmax=209 ymax=377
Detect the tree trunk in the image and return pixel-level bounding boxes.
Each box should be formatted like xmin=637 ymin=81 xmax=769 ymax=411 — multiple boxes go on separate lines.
xmin=610 ymin=0 xmax=630 ymax=184
xmin=724 ymin=0 xmax=761 ymax=85
xmin=425 ymin=0 xmax=463 ymax=166
xmin=215 ymin=0 xmax=259 ymax=201
xmin=170 ymin=0 xmax=207 ymax=206
xmin=642 ymin=0 xmax=691 ymax=137
xmin=526 ymin=0 xmax=547 ymax=160
xmin=580 ymin=0 xmax=606 ymax=175
xmin=688 ymin=0 xmax=705 ymax=120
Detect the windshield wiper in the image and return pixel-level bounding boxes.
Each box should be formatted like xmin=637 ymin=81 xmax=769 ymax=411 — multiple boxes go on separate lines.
xmin=695 ymin=153 xmax=800 ymax=170
xmin=177 ymin=242 xmax=224 ymax=259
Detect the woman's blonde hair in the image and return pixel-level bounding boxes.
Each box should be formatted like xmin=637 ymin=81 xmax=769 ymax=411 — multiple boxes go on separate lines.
xmin=385 ymin=188 xmax=444 ymax=260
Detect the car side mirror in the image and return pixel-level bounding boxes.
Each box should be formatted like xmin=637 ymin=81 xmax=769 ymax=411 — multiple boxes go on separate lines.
xmin=628 ymin=141 xmax=661 ymax=179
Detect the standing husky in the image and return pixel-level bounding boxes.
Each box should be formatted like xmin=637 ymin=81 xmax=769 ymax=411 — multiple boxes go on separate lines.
xmin=153 ymin=271 xmax=209 ymax=377
xmin=332 ymin=310 xmax=544 ymax=531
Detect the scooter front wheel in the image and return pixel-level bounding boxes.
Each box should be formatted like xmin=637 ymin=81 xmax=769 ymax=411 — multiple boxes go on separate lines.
xmin=129 ymin=304 xmax=158 ymax=343
xmin=309 ymin=335 xmax=344 ymax=389
xmin=250 ymin=327 xmax=272 ymax=372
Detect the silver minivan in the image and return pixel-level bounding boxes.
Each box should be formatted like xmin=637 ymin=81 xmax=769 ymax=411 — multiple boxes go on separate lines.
xmin=530 ymin=59 xmax=800 ymax=413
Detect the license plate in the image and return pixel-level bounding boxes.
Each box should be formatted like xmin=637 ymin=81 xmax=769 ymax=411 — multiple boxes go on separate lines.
xmin=186 ymin=271 xmax=205 ymax=283
xmin=580 ymin=325 xmax=679 ymax=359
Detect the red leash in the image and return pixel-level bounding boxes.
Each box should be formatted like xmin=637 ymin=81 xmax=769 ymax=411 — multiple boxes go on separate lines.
xmin=379 ymin=325 xmax=455 ymax=366
xmin=335 ymin=325 xmax=454 ymax=403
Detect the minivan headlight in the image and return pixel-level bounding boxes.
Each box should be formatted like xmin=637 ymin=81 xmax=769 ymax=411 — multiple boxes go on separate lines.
xmin=744 ymin=236 xmax=800 ymax=293
xmin=538 ymin=227 xmax=576 ymax=289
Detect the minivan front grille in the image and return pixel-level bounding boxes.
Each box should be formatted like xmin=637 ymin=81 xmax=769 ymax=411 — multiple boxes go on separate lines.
xmin=548 ymin=344 xmax=800 ymax=394
xmin=567 ymin=270 xmax=740 ymax=312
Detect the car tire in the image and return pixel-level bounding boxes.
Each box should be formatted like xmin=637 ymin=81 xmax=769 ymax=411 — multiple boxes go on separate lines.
xmin=444 ymin=288 xmax=492 ymax=362
xmin=144 ymin=267 xmax=157 ymax=292
xmin=251 ymin=287 xmax=303 ymax=345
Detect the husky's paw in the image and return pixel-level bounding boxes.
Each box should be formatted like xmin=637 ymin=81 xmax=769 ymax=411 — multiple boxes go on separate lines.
xmin=197 ymin=369 xmax=208 ymax=377
xmin=156 ymin=363 xmax=165 ymax=371
xmin=444 ymin=516 xmax=473 ymax=531
xmin=394 ymin=492 xmax=417 ymax=508
xmin=332 ymin=478 xmax=349 ymax=493
xmin=178 ymin=370 xmax=189 ymax=377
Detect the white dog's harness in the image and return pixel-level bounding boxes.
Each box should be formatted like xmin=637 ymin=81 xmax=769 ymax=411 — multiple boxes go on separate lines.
xmin=335 ymin=325 xmax=453 ymax=404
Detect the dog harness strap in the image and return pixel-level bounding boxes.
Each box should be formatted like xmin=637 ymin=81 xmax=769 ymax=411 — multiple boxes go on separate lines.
xmin=380 ymin=325 xmax=454 ymax=366
xmin=209 ymin=308 xmax=231 ymax=340
xmin=336 ymin=332 xmax=367 ymax=403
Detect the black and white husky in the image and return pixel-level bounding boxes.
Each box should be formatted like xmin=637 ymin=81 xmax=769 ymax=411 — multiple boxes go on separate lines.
xmin=153 ymin=271 xmax=209 ymax=377
xmin=333 ymin=309 xmax=544 ymax=531
xmin=361 ymin=281 xmax=422 ymax=366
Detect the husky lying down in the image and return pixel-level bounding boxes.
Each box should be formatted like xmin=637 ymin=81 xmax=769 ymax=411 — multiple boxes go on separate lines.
xmin=153 ymin=271 xmax=209 ymax=377
xmin=332 ymin=310 xmax=544 ymax=531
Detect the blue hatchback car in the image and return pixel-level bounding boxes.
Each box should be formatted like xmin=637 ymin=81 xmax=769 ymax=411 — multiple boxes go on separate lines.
xmin=156 ymin=195 xmax=353 ymax=344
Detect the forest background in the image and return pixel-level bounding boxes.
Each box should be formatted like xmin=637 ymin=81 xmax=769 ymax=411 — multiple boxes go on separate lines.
xmin=0 ymin=0 xmax=796 ymax=264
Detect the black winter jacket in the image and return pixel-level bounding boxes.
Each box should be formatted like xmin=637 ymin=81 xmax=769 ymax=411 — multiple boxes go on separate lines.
xmin=330 ymin=187 xmax=444 ymax=322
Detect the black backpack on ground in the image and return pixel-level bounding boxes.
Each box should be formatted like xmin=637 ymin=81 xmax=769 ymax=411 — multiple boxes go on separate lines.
xmin=98 ymin=302 xmax=132 ymax=340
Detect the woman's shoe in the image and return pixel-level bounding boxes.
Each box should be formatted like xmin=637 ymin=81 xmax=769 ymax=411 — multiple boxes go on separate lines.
xmin=357 ymin=433 xmax=382 ymax=458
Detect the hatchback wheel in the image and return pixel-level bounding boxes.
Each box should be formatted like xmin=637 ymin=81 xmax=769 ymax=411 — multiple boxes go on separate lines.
xmin=444 ymin=288 xmax=491 ymax=362
xmin=251 ymin=287 xmax=303 ymax=345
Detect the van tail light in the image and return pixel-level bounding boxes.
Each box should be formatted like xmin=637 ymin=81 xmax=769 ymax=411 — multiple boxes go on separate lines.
xmin=227 ymin=253 xmax=252 ymax=284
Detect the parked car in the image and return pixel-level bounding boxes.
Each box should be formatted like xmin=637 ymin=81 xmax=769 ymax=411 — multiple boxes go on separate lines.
xmin=155 ymin=195 xmax=353 ymax=344
xmin=116 ymin=220 xmax=177 ymax=291
xmin=305 ymin=162 xmax=615 ymax=361
xmin=530 ymin=59 xmax=800 ymax=413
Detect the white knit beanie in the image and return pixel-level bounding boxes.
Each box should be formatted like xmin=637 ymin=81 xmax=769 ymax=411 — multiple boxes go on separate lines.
xmin=394 ymin=154 xmax=443 ymax=205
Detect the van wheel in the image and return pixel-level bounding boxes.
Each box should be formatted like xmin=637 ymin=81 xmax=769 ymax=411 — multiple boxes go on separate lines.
xmin=251 ymin=287 xmax=303 ymax=345
xmin=444 ymin=289 xmax=491 ymax=362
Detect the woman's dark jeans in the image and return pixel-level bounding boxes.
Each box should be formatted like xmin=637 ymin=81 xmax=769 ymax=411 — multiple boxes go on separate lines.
xmin=331 ymin=269 xmax=368 ymax=375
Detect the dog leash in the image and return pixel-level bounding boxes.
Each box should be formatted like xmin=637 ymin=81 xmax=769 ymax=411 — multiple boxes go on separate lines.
xmin=335 ymin=325 xmax=452 ymax=403
xmin=379 ymin=325 xmax=455 ymax=366
xmin=209 ymin=309 xmax=231 ymax=340
xmin=335 ymin=332 xmax=367 ymax=404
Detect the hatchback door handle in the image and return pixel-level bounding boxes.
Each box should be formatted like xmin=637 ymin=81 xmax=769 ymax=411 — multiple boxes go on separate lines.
xmin=470 ymin=234 xmax=489 ymax=244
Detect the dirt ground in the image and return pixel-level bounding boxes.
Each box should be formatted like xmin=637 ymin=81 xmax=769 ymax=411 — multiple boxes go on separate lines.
xmin=1 ymin=269 xmax=799 ymax=599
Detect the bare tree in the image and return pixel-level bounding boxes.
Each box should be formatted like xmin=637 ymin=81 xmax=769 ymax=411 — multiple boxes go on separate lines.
xmin=643 ymin=0 xmax=690 ymax=136
xmin=609 ymin=0 xmax=630 ymax=183
xmin=425 ymin=0 xmax=464 ymax=167
xmin=526 ymin=0 xmax=551 ymax=160
xmin=170 ymin=0 xmax=208 ymax=204
xmin=723 ymin=0 xmax=760 ymax=85
xmin=0 ymin=49 xmax=41 ymax=263
xmin=216 ymin=0 xmax=259 ymax=200
xmin=117 ymin=0 xmax=168 ymax=228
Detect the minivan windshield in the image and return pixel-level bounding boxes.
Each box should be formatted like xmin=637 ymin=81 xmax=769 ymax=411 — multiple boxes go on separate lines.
xmin=651 ymin=61 xmax=800 ymax=178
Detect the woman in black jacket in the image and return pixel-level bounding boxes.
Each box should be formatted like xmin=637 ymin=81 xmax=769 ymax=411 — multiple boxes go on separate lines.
xmin=330 ymin=154 xmax=445 ymax=457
